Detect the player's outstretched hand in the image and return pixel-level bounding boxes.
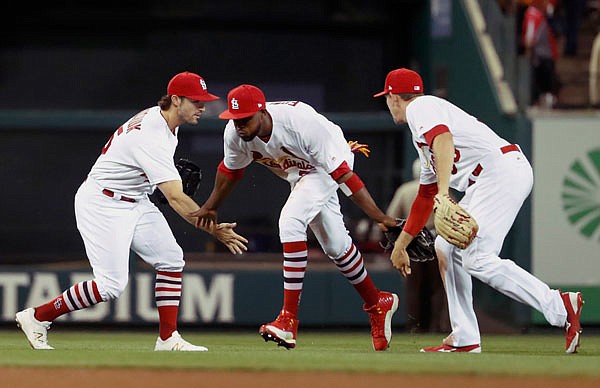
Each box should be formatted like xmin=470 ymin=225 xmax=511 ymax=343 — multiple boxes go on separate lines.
xmin=189 ymin=206 xmax=218 ymax=228
xmin=213 ymin=222 xmax=248 ymax=255
xmin=378 ymin=216 xmax=398 ymax=230
xmin=390 ymin=245 xmax=411 ymax=277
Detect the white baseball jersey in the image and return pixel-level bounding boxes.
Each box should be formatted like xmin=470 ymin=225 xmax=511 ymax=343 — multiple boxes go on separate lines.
xmin=89 ymin=106 xmax=181 ymax=198
xmin=406 ymin=95 xmax=509 ymax=192
xmin=405 ymin=95 xmax=566 ymax=348
xmin=222 ymin=101 xmax=354 ymax=185
xmin=221 ymin=101 xmax=355 ymax=252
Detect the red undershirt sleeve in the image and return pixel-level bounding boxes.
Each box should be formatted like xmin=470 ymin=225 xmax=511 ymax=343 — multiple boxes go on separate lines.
xmin=403 ymin=182 xmax=438 ymax=236
xmin=217 ymin=160 xmax=245 ymax=180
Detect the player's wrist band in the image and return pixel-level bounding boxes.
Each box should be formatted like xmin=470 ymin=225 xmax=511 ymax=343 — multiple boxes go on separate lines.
xmin=339 ymin=173 xmax=365 ymax=196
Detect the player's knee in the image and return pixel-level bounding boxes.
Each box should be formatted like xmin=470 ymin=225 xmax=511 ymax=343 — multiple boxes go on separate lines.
xmin=324 ymin=238 xmax=352 ymax=259
xmin=467 ymin=256 xmax=517 ymax=288
xmin=279 ymin=216 xmax=307 ymax=242
xmin=154 ymin=256 xmax=185 ymax=272
xmin=155 ymin=263 xmax=184 ymax=272
xmin=461 ymin=252 xmax=503 ymax=276
xmin=462 ymin=257 xmax=483 ymax=274
xmin=96 ymin=277 xmax=128 ymax=301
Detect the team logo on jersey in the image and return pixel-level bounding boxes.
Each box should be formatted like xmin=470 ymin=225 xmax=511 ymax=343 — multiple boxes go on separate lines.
xmin=231 ymin=98 xmax=239 ymax=110
xmin=250 ymin=148 xmax=315 ymax=173
xmin=200 ymin=79 xmax=207 ymax=90
xmin=561 ymin=148 xmax=600 ymax=241
xmin=251 ymin=151 xmax=280 ymax=169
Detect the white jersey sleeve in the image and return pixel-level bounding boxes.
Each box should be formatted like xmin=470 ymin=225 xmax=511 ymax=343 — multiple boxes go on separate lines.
xmin=88 ymin=106 xmax=180 ymax=197
xmin=406 ymin=96 xmax=510 ymax=191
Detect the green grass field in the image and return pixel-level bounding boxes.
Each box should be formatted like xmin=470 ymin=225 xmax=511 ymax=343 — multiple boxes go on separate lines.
xmin=1 ymin=329 xmax=599 ymax=377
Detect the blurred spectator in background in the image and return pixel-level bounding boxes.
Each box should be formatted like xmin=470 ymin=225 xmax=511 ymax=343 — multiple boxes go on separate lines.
xmin=499 ymin=0 xmax=523 ymax=15
xmin=546 ymin=0 xmax=564 ymax=39
xmin=386 ymin=158 xmax=450 ymax=333
xmin=522 ymin=0 xmax=562 ymax=108
xmin=562 ymin=0 xmax=587 ymax=56
xmin=353 ymin=217 xmax=386 ymax=254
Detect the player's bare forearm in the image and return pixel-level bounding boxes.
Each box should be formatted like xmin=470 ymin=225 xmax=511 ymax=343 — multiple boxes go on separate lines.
xmin=189 ymin=172 xmax=239 ymax=227
xmin=163 ymin=189 xmax=247 ymax=253
xmin=168 ymin=193 xmax=204 ymax=226
xmin=394 ymin=230 xmax=415 ymax=250
xmin=210 ymin=171 xmax=240 ymax=207
xmin=333 ymin=171 xmax=395 ymax=227
xmin=431 ymin=132 xmax=455 ymax=195
xmin=202 ymin=171 xmax=239 ymax=211
xmin=158 ymin=180 xmax=200 ymax=226
xmin=349 ymin=187 xmax=396 ymax=227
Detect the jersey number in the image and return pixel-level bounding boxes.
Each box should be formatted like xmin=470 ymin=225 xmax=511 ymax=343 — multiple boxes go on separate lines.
xmin=100 ymin=110 xmax=147 ymax=154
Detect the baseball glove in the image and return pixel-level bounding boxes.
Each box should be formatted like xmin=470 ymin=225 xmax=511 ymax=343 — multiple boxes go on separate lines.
xmin=380 ymin=218 xmax=436 ymax=262
xmin=155 ymin=158 xmax=202 ymax=204
xmin=433 ymin=193 xmax=478 ymax=249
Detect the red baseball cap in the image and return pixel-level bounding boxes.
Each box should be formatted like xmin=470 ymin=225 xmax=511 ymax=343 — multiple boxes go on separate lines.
xmin=167 ymin=71 xmax=220 ymax=101
xmin=219 ymin=84 xmax=266 ymax=120
xmin=373 ymin=68 xmax=424 ymax=97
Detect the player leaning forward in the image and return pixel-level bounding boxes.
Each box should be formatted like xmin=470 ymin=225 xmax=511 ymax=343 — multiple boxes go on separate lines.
xmin=16 ymin=72 xmax=248 ymax=351
xmin=376 ymin=68 xmax=583 ymax=353
xmin=190 ymin=84 xmax=399 ymax=350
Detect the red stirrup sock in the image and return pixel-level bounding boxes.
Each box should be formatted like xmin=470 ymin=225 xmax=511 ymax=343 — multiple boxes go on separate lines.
xmin=282 ymin=241 xmax=308 ymax=317
xmin=332 ymin=243 xmax=379 ymax=307
xmin=156 ymin=271 xmax=182 ymax=340
xmin=34 ymin=280 xmax=103 ymax=322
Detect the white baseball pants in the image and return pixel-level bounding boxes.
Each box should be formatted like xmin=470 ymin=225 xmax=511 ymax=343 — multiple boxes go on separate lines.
xmin=74 ymin=177 xmax=184 ymax=301
xmin=279 ymin=171 xmax=353 ymax=258
xmin=437 ymin=148 xmax=567 ymax=347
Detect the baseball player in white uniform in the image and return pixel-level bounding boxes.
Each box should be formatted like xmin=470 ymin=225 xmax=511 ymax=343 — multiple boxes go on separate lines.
xmin=16 ymin=71 xmax=248 ymax=351
xmin=190 ymin=84 xmax=399 ymax=351
xmin=374 ymin=68 xmax=584 ymax=353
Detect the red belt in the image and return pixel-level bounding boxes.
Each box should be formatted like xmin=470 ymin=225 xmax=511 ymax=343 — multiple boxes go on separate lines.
xmin=468 ymin=144 xmax=520 ymax=186
xmin=102 ymin=189 xmax=136 ymax=203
